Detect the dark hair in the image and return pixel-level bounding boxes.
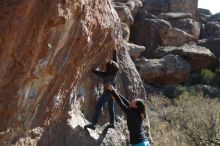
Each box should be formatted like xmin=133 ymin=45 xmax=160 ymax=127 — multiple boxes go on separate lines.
xmin=136 ymin=99 xmax=146 ymax=119
xmin=106 ymin=60 xmax=119 ymax=74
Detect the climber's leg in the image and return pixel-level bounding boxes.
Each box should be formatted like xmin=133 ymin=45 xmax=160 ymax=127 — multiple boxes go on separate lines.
xmin=108 ymin=98 xmax=115 ymax=128
xmin=91 ymin=93 xmax=108 ymax=125
xmin=85 ymin=93 xmax=108 ymax=130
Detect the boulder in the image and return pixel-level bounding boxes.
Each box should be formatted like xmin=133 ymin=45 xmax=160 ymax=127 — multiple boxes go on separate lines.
xmin=168 ymin=18 xmax=200 ymax=38
xmin=134 ymin=7 xmax=148 ymax=22
xmin=144 ymin=0 xmax=170 ymax=14
xmin=144 ymin=0 xmax=198 ymax=17
xmin=0 ymin=0 xmax=138 ymax=145
xmin=80 ymin=41 xmax=149 ymax=134
xmin=196 ymin=8 xmax=212 ymax=23
xmin=155 ymin=43 xmax=216 ymax=71
xmin=197 ymin=8 xmax=212 ymax=15
xmin=125 ymin=42 xmax=145 ymax=60
xmin=198 ymin=38 xmax=220 ymax=58
xmin=206 ymin=22 xmax=220 ymax=38
xmin=134 ymin=9 xmax=159 ymax=23
xmin=134 ymin=55 xmax=191 ymax=84
xmin=158 ymin=13 xmax=200 ymax=38
xmin=114 ymin=2 xmax=134 ymax=26
xmin=193 ymin=85 xmax=220 ymax=98
xmin=125 ymin=0 xmax=143 ymax=17
xmin=208 ymin=12 xmax=220 ymax=22
xmin=24 ymin=107 xmax=129 ymax=146
xmin=160 ymin=27 xmax=197 ymax=46
xmin=204 ymin=12 xmax=220 ymax=38
xmin=117 ymin=42 xmax=147 ymax=99
xmin=121 ymin=22 xmax=130 ymax=41
xmin=199 ymin=23 xmax=209 ymax=39
xmin=130 ymin=18 xmax=171 ymax=58
xmin=159 ymin=12 xmax=193 ymax=20
xmin=168 ymin=0 xmax=198 ymax=17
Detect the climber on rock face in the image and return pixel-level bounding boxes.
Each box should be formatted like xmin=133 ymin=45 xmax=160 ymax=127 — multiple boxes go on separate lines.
xmin=84 ymin=49 xmax=119 ymax=130
xmin=105 ymin=82 xmax=150 ymax=146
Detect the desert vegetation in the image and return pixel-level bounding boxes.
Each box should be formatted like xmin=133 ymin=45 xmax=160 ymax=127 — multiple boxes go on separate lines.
xmin=148 ymin=92 xmax=220 ymax=146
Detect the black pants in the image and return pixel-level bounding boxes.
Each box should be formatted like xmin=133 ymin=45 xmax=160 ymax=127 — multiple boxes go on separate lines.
xmin=92 ymin=91 xmax=115 ymax=125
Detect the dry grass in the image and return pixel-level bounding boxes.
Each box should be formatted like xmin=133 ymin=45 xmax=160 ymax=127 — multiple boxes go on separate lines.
xmin=147 ymin=94 xmax=220 ymax=146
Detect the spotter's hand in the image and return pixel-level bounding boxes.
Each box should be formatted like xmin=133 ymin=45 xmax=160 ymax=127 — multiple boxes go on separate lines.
xmin=105 ymin=82 xmax=114 ymax=91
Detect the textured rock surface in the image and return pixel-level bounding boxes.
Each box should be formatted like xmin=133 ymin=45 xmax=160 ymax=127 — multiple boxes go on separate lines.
xmin=134 ymin=7 xmax=149 ymax=22
xmin=168 ymin=18 xmax=200 ymax=38
xmin=10 ymin=102 xmax=131 ymax=146
xmin=196 ymin=8 xmax=212 ymax=23
xmin=197 ymin=8 xmax=212 ymax=16
xmin=206 ymin=22 xmax=220 ymax=38
xmin=130 ymin=18 xmax=171 ymax=58
xmin=134 ymin=55 xmax=191 ymax=84
xmin=198 ymin=38 xmax=220 ymax=58
xmin=125 ymin=0 xmax=143 ymax=17
xmin=114 ymin=2 xmax=134 ymax=26
xmin=208 ymin=12 xmax=220 ymax=22
xmin=3 ymin=0 xmax=220 ymax=145
xmin=155 ymin=44 xmax=216 ymax=71
xmin=159 ymin=12 xmax=193 ymax=20
xmin=121 ymin=23 xmax=130 ymax=41
xmin=80 ymin=41 xmax=148 ymax=125
xmin=126 ymin=42 xmax=145 ymax=60
xmin=117 ymin=42 xmax=147 ymax=100
xmin=0 ymin=0 xmax=125 ymax=145
xmin=160 ymin=28 xmax=196 ymax=46
xmin=144 ymin=0 xmax=198 ymax=17
xmin=0 ymin=1 xmax=153 ymax=145
xmin=193 ymin=85 xmax=220 ymax=98
xmin=36 ymin=104 xmax=130 ymax=146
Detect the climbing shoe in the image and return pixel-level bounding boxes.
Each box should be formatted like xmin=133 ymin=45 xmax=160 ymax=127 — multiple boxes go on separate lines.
xmin=106 ymin=123 xmax=115 ymax=129
xmin=84 ymin=123 xmax=96 ymax=130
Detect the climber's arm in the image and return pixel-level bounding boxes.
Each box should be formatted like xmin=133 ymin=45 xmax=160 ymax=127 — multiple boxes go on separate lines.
xmin=111 ymin=90 xmax=129 ymax=114
xmin=119 ymin=94 xmax=130 ymax=107
xmin=92 ymin=69 xmax=107 ymax=78
xmin=105 ymin=83 xmax=128 ymax=113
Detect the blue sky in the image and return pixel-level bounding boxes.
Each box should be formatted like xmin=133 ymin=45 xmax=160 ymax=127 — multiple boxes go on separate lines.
xmin=198 ymin=0 xmax=220 ymax=14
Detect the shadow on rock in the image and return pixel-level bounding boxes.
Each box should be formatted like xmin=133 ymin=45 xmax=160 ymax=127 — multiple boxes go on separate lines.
xmin=97 ymin=125 xmax=110 ymax=145
xmin=37 ymin=123 xmax=112 ymax=146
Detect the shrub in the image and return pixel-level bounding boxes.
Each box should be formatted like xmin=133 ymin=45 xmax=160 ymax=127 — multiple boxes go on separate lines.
xmin=176 ymin=85 xmax=188 ymax=96
xmin=148 ymin=95 xmax=220 ymax=146
xmin=163 ymin=85 xmax=199 ymax=98
xmin=201 ymin=69 xmax=216 ymax=85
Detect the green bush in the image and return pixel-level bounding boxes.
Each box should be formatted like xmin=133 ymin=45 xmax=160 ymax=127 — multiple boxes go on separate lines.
xmin=163 ymin=85 xmax=199 ymax=98
xmin=176 ymin=85 xmax=188 ymax=96
xmin=199 ymin=68 xmax=220 ymax=88
xmin=201 ymin=69 xmax=216 ymax=85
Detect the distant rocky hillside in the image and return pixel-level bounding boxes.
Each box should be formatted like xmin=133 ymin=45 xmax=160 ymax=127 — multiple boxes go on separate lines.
xmin=117 ymin=0 xmax=220 ymax=97
xmin=0 ymin=0 xmax=220 ymax=146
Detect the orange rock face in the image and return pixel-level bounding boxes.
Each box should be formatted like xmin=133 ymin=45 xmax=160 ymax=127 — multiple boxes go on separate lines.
xmin=0 ymin=0 xmax=120 ymax=144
